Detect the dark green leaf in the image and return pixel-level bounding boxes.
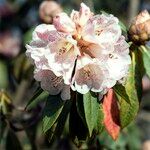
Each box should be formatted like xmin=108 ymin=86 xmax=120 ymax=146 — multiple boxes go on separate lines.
xmin=76 ymin=93 xmax=86 ymax=125
xmin=94 ymin=104 xmax=104 ymax=134
xmin=25 ymin=88 xmax=44 ymax=110
xmin=83 ymin=92 xmax=99 ymax=136
xmin=140 ymin=45 xmax=150 ymax=78
xmin=6 ymin=129 xmax=22 ymax=150
xmin=47 ymin=100 xmax=72 ymax=142
xmin=113 ymin=84 xmax=130 ymax=104
xmin=43 ymin=95 xmax=64 ymax=133
xmin=69 ymin=95 xmax=88 ymax=142
xmin=25 ymin=88 xmax=49 ymax=110
xmin=118 ymin=50 xmax=142 ymax=128
xmin=54 ymin=101 xmax=71 ymax=137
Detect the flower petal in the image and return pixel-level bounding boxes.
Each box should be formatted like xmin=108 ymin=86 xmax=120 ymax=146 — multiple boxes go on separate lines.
xmin=71 ymin=3 xmax=93 ymax=27
xmin=82 ymin=14 xmax=121 ymax=46
xmin=46 ymin=34 xmax=79 ymax=84
xmin=34 ymin=69 xmax=70 ymax=100
xmin=26 ymin=41 xmax=51 ymax=70
xmin=72 ymin=56 xmax=106 ymax=94
xmin=105 ymin=36 xmax=131 ymax=80
xmin=53 ymin=12 xmax=76 ymax=33
xmin=33 ymin=24 xmax=56 ymax=42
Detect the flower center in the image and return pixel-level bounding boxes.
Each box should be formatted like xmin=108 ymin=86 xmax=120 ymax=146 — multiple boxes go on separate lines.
xmin=58 ymin=42 xmax=73 ymax=55
xmin=52 ymin=76 xmax=63 ymax=87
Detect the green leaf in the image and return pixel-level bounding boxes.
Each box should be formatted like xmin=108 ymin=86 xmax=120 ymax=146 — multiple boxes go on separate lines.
xmin=23 ymin=27 xmax=35 ymax=44
xmin=6 ymin=129 xmax=22 ymax=150
xmin=25 ymin=88 xmax=49 ymax=110
xmin=69 ymin=95 xmax=88 ymax=141
xmin=83 ymin=92 xmax=99 ymax=136
xmin=0 ymin=60 xmax=8 ymax=89
xmin=25 ymin=88 xmax=43 ymax=110
xmin=43 ymin=95 xmax=64 ymax=133
xmin=113 ymin=84 xmax=130 ymax=104
xmin=47 ymin=100 xmax=72 ymax=142
xmin=140 ymin=45 xmax=150 ymax=78
xmin=119 ymin=21 xmax=127 ymax=33
xmin=76 ymin=93 xmax=86 ymax=125
xmin=94 ymin=104 xmax=104 ymax=134
xmin=118 ymin=50 xmax=142 ymax=128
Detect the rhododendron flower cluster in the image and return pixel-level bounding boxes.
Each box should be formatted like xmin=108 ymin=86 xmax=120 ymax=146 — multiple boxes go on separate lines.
xmin=26 ymin=3 xmax=131 ymax=100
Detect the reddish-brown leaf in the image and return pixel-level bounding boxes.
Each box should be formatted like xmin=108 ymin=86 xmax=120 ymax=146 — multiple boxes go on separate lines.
xmin=102 ymin=88 xmax=120 ymax=140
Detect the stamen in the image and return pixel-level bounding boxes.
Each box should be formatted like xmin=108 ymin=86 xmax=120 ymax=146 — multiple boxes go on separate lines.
xmin=95 ymin=30 xmax=102 ymax=36
xmin=109 ymin=54 xmax=118 ymax=59
xmin=83 ymin=69 xmax=91 ymax=80
xmin=58 ymin=42 xmax=73 ymax=55
xmin=52 ymin=77 xmax=63 ymax=87
xmin=109 ymin=54 xmax=114 ymax=58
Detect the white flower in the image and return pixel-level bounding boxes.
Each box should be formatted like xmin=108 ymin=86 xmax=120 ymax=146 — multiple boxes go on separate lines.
xmin=26 ymin=3 xmax=131 ymax=99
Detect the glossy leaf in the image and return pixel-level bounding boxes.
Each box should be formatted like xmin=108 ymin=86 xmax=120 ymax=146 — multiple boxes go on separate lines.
xmin=113 ymin=84 xmax=130 ymax=104
xmin=83 ymin=92 xmax=99 ymax=136
xmin=103 ymin=89 xmax=120 ymax=140
xmin=43 ymin=95 xmax=64 ymax=133
xmin=25 ymin=88 xmax=43 ymax=110
xmin=119 ymin=50 xmax=142 ymax=128
xmin=43 ymin=100 xmax=71 ymax=144
xmin=25 ymin=88 xmax=49 ymax=110
xmin=53 ymin=100 xmax=72 ymax=138
xmin=69 ymin=93 xmax=88 ymax=141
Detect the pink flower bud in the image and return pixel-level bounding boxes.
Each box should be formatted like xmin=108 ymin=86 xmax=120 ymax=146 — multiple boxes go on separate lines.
xmin=39 ymin=0 xmax=62 ymax=24
xmin=129 ymin=10 xmax=150 ymax=43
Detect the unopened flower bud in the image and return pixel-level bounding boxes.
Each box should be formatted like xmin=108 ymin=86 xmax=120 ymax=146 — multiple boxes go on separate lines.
xmin=129 ymin=10 xmax=150 ymax=44
xmin=39 ymin=0 xmax=62 ymax=24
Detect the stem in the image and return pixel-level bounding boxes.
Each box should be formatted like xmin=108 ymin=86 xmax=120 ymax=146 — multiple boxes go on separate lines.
xmin=14 ymin=80 xmax=30 ymax=105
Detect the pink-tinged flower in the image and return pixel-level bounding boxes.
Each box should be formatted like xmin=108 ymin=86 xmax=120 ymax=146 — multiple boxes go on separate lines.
xmin=81 ymin=14 xmax=121 ymax=47
xmin=71 ymin=55 xmax=109 ymax=94
xmin=104 ymin=36 xmax=131 ymax=81
xmin=53 ymin=13 xmax=76 ymax=33
xmin=26 ymin=3 xmax=131 ymax=99
xmin=71 ymin=3 xmax=93 ymax=28
xmin=34 ymin=69 xmax=70 ymax=100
